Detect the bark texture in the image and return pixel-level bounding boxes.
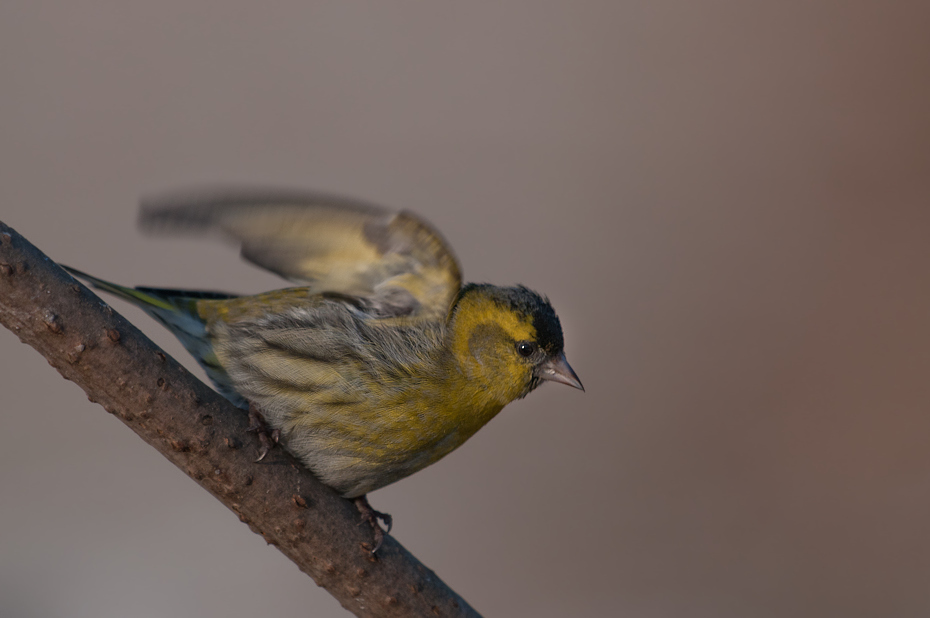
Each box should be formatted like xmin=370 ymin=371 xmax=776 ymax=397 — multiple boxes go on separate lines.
xmin=0 ymin=221 xmax=480 ymax=618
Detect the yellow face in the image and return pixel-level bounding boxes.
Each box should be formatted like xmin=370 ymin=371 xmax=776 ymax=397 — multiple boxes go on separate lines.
xmin=448 ymin=289 xmax=546 ymax=405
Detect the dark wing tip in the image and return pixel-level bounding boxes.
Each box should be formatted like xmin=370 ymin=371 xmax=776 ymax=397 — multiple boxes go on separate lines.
xmin=138 ymin=186 xmax=386 ymax=234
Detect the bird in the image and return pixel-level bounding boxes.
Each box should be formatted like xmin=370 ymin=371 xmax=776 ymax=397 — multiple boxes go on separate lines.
xmin=65 ymin=188 xmax=583 ymax=551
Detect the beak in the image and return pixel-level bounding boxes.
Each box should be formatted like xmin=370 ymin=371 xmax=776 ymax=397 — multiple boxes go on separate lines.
xmin=538 ymin=352 xmax=584 ymax=391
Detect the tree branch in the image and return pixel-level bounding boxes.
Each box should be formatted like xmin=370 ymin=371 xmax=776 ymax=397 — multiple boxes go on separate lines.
xmin=0 ymin=221 xmax=480 ymax=618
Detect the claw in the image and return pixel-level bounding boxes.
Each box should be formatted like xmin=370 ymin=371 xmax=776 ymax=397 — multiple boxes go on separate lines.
xmin=255 ymin=440 xmax=271 ymax=462
xmin=379 ymin=511 xmax=393 ymax=535
xmin=248 ymin=404 xmax=278 ymax=462
xmin=353 ymin=495 xmax=392 ymax=554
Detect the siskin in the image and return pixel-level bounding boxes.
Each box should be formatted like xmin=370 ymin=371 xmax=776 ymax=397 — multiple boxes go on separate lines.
xmin=66 ymin=190 xmax=583 ymax=550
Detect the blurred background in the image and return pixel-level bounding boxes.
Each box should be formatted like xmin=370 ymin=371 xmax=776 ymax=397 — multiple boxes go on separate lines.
xmin=2 ymin=2 xmax=930 ymax=617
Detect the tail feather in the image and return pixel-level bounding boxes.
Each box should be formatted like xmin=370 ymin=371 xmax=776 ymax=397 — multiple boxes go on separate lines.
xmin=63 ymin=265 xmax=179 ymax=311
xmin=64 ymin=265 xmax=247 ymax=408
xmin=63 ymin=265 xmax=236 ymax=310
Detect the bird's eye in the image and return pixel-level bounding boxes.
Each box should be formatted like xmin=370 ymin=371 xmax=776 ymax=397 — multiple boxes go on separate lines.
xmin=517 ymin=341 xmax=537 ymax=357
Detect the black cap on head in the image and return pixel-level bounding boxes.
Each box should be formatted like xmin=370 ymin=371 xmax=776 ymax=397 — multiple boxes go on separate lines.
xmin=459 ymin=283 xmax=564 ymax=356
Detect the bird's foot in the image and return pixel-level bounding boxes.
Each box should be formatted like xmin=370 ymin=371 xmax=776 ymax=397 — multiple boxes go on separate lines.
xmin=247 ymin=404 xmax=280 ymax=462
xmin=353 ymin=495 xmax=393 ymax=554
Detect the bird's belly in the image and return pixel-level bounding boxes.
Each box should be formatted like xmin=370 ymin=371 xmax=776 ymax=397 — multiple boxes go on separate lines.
xmin=282 ymin=402 xmax=477 ymax=497
xmin=295 ymin=429 xmax=465 ymax=498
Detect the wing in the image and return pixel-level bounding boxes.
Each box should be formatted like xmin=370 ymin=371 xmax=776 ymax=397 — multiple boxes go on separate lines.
xmin=139 ymin=188 xmax=462 ymax=320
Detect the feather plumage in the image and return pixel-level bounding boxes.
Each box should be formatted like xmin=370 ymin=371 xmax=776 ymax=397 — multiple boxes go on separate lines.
xmin=66 ymin=189 xmax=582 ymax=499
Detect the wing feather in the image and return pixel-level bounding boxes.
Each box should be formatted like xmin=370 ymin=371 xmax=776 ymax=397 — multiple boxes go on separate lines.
xmin=139 ymin=188 xmax=462 ymax=319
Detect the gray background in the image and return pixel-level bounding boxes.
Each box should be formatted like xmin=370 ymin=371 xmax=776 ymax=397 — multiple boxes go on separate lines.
xmin=3 ymin=2 xmax=930 ymax=617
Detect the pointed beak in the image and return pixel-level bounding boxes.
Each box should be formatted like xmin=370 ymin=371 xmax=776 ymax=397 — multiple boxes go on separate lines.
xmin=538 ymin=352 xmax=584 ymax=391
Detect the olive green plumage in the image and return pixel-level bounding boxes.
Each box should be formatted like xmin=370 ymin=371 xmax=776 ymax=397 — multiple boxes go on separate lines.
xmin=66 ymin=189 xmax=582 ymax=498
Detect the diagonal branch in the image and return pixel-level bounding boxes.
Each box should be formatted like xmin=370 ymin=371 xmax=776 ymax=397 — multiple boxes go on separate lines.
xmin=0 ymin=221 xmax=480 ymax=618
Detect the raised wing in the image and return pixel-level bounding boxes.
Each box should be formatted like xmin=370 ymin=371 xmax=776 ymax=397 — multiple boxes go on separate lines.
xmin=139 ymin=188 xmax=462 ymax=320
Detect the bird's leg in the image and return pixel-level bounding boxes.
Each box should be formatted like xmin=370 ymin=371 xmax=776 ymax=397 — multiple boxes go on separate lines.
xmin=247 ymin=403 xmax=280 ymax=462
xmin=353 ymin=495 xmax=393 ymax=554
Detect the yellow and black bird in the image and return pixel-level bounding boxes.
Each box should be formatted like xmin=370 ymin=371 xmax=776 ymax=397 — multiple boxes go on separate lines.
xmin=66 ymin=189 xmax=583 ymax=550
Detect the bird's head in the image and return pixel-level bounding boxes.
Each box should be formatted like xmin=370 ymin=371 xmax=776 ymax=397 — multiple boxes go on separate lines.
xmin=448 ymin=284 xmax=583 ymax=405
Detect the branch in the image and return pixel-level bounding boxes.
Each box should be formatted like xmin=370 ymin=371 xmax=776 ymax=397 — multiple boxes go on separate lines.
xmin=0 ymin=221 xmax=480 ymax=618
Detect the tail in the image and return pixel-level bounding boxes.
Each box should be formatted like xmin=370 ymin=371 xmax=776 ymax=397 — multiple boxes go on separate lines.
xmin=64 ymin=265 xmax=185 ymax=311
xmin=63 ymin=265 xmax=235 ymax=309
xmin=64 ymin=265 xmax=247 ymax=407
